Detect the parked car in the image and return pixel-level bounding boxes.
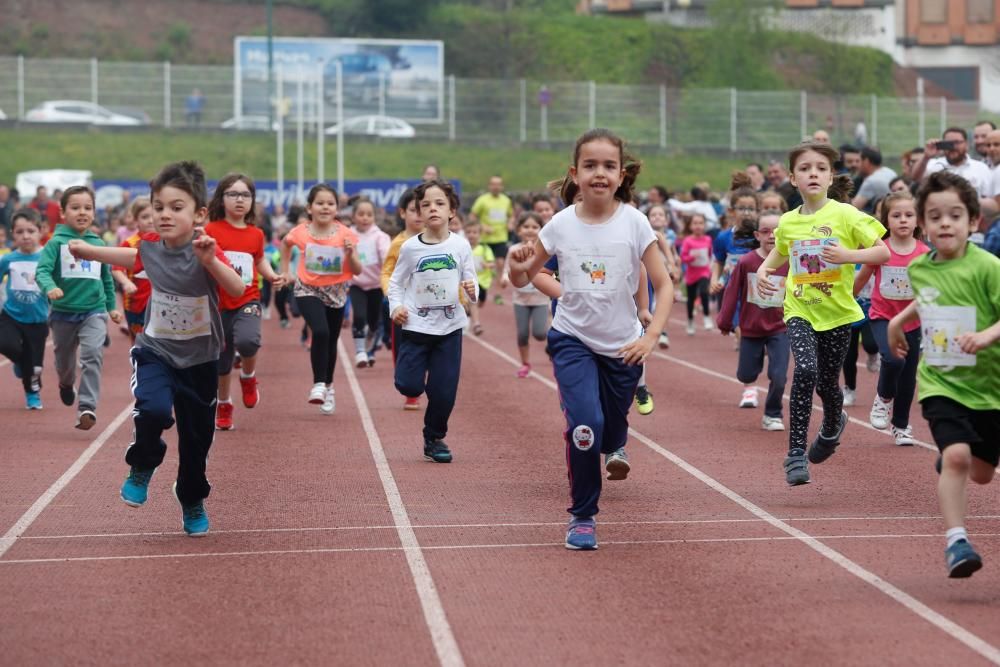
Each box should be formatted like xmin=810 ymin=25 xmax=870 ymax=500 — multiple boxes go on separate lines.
xmin=24 ymin=100 xmax=144 ymax=126
xmin=0 ymin=108 xmax=7 ymax=120
xmin=324 ymin=115 xmax=415 ymax=138
xmin=220 ymin=115 xmax=279 ymax=131
xmin=105 ymin=105 xmax=152 ymax=125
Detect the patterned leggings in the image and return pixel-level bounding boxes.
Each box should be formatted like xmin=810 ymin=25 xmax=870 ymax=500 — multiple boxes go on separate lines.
xmin=786 ymin=318 xmax=852 ymax=452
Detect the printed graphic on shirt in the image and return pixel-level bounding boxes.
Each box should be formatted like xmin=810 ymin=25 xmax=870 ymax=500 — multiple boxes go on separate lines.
xmin=564 ymin=244 xmax=628 ymax=293
xmin=723 ymin=252 xmax=741 ymax=280
xmin=59 ymin=245 xmax=102 ymax=281
xmin=487 ymin=208 xmax=507 ymax=223
xmin=689 ymin=247 xmax=710 ymax=268
xmin=413 ymin=253 xmax=459 ymax=319
xmin=747 ymin=274 xmax=785 ymax=308
xmin=224 ymin=251 xmax=255 ymax=286
xmin=145 ymin=289 xmax=211 ymax=341
xmin=356 ymin=240 xmax=378 ymax=267
xmin=790 ymin=238 xmax=841 ymax=285
xmin=879 ymin=266 xmax=913 ymax=300
xmin=304 ymin=243 xmax=343 ymax=275
xmin=572 ymin=424 xmax=594 ymax=451
xmin=9 ymin=261 xmax=40 ymax=294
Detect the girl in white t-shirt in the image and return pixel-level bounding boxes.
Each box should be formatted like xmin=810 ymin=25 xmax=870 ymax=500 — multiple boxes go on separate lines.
xmin=501 ymin=212 xmax=551 ymax=378
xmin=508 ymin=129 xmax=673 ymax=551
xmin=348 ymin=198 xmax=391 ymax=368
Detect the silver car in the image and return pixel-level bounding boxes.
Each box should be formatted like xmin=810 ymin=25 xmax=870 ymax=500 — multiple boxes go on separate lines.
xmin=25 ymin=100 xmax=145 ymax=126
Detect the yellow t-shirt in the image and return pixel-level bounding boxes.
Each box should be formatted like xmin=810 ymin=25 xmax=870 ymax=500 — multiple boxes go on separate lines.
xmin=775 ymin=200 xmax=885 ymax=331
xmin=471 ymin=193 xmax=513 ymax=245
xmin=381 ymin=230 xmax=414 ymax=293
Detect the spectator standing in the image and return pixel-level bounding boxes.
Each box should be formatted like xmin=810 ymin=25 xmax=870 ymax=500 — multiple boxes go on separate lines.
xmin=766 ymin=160 xmax=801 ymax=210
xmin=0 ymin=184 xmax=14 ymax=234
xmin=29 ymin=186 xmax=61 ymax=227
xmin=914 ymin=128 xmax=994 ymax=199
xmin=185 ymin=88 xmax=206 ymax=127
xmin=852 ymin=147 xmax=897 ymax=213
xmin=972 ymin=121 xmax=996 ymax=164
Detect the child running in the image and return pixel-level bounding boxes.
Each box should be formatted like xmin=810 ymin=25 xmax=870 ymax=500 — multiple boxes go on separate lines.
xmin=112 ymin=197 xmax=155 ymax=343
xmin=717 ymin=212 xmax=789 ymax=430
xmin=501 ymin=212 xmax=550 ymax=378
xmin=205 ymin=174 xmax=284 ymax=430
xmin=888 ymin=171 xmax=1000 ymax=578
xmin=68 ymin=161 xmax=244 ymax=536
xmin=508 ymin=128 xmax=673 ymax=550
xmin=280 ymin=184 xmax=361 ymax=415
xmin=853 ymin=191 xmax=929 ymax=445
xmin=680 ymin=213 xmax=713 ymax=335
xmin=349 ymin=197 xmax=390 ymax=367
xmin=0 ymin=208 xmax=49 ymax=409
xmin=465 ymin=220 xmax=494 ymax=335
xmin=35 ymin=186 xmax=123 ymax=430
xmin=756 ymin=141 xmax=889 ymax=486
xmin=646 ymin=203 xmax=680 ymax=350
xmin=388 ymin=179 xmax=478 ymax=464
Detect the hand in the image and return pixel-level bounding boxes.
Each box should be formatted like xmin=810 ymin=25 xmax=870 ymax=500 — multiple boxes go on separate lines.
xmin=887 ymin=320 xmax=908 ymax=359
xmin=391 ymin=306 xmax=409 ymax=325
xmin=669 ymin=266 xmax=681 ymax=283
xmin=619 ymin=334 xmax=655 ymax=366
xmin=122 ymin=280 xmax=138 ymax=296
xmin=270 ymin=273 xmax=287 ymax=289
xmin=47 ymin=287 xmax=64 ymax=300
xmin=638 ymin=309 xmax=653 ymax=328
xmin=756 ymin=268 xmax=777 ymax=298
xmin=923 ymin=138 xmax=940 ymax=159
xmin=506 ymin=241 xmax=536 ymax=268
xmin=343 ymin=240 xmax=354 ymax=255
xmin=461 ymin=279 xmax=478 ymax=302
xmin=500 ymin=274 xmax=510 ymax=289
xmin=709 ymin=279 xmax=724 ymax=295
xmin=957 ymin=331 xmax=990 ymax=355
xmin=280 ymin=272 xmax=294 ymax=287
xmin=192 ymin=234 xmax=218 ymax=265
xmin=108 ymin=310 xmax=124 ymax=324
xmin=67 ymin=239 xmax=90 ymax=259
xmin=719 ymin=328 xmax=730 ymax=337
xmin=820 ymin=241 xmax=851 ymax=264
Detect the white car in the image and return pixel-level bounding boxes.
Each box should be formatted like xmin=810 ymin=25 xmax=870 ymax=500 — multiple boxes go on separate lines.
xmin=25 ymin=100 xmax=144 ymax=126
xmin=0 ymin=108 xmax=7 ymax=120
xmin=220 ymin=115 xmax=280 ymax=131
xmin=325 ymin=115 xmax=415 ymax=138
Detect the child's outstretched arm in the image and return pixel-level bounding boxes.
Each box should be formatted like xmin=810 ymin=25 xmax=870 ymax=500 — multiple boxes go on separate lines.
xmin=754 ymin=247 xmax=789 ymax=298
xmin=853 ymin=264 xmax=876 ymax=297
xmin=507 ymin=241 xmax=550 ymax=288
xmin=957 ymin=317 xmax=1000 ymax=354
xmin=67 ymin=240 xmax=138 ymax=268
xmin=531 ymin=269 xmax=562 ymax=299
xmin=716 ymin=261 xmax=744 ymax=335
xmin=620 ymin=241 xmax=673 ymax=365
xmin=887 ymin=302 xmax=920 ymax=358
xmin=256 ymin=255 xmax=286 ymax=288
xmin=821 ymin=238 xmax=891 ymax=266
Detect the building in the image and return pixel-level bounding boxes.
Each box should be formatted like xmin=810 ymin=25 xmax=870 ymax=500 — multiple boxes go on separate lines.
xmin=587 ymin=0 xmax=1000 ymax=110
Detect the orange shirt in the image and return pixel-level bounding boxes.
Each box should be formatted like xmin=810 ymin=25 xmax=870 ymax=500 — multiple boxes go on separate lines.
xmin=116 ymin=233 xmax=152 ymax=313
xmin=204 ymin=220 xmax=264 ymax=311
xmin=284 ymin=222 xmax=358 ymax=287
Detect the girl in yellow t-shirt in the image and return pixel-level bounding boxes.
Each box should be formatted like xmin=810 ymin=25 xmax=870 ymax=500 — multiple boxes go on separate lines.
xmin=756 ymin=141 xmax=889 ymax=486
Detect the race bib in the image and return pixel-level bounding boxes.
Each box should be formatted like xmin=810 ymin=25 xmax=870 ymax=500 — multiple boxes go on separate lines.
xmin=304 ymin=243 xmax=343 ymax=275
xmin=857 ymin=274 xmax=874 ymax=300
xmin=920 ymin=305 xmax=977 ymax=368
xmin=790 ymin=238 xmax=841 ymax=285
xmin=564 ymin=244 xmax=628 ymax=293
xmin=689 ymin=247 xmax=710 ymax=268
xmin=145 ymin=289 xmax=211 ymax=341
xmin=488 ymin=208 xmax=507 ymax=223
xmin=413 ymin=267 xmax=459 ymax=308
xmin=9 ymin=261 xmax=39 ymax=293
xmin=747 ymin=274 xmax=785 ymax=309
xmin=224 ymin=251 xmax=254 ymax=286
xmin=879 ymin=266 xmax=913 ymax=300
xmin=356 ymin=240 xmax=378 ymax=267
xmin=60 ymin=245 xmax=102 ymax=281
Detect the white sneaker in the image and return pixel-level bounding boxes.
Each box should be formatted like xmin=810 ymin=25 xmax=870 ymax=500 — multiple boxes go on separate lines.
xmin=869 ymin=395 xmax=892 ymax=430
xmin=739 ymin=388 xmax=758 ymax=408
xmin=321 ymin=387 xmax=335 ymax=414
xmin=761 ymin=415 xmax=785 ymax=431
xmin=891 ymin=424 xmax=916 ymax=446
xmin=308 ymin=382 xmax=326 ymax=404
xmin=843 ymin=387 xmax=856 ymax=407
xmin=658 ymin=332 xmax=670 ymax=349
xmin=262 ymin=306 xmax=272 ymax=320
xmin=686 ymin=321 xmax=695 ymax=336
xmin=703 ymin=318 xmax=714 ymax=331
xmin=866 ymin=352 xmax=881 ymax=373
xmin=355 ymin=351 xmax=368 ymax=368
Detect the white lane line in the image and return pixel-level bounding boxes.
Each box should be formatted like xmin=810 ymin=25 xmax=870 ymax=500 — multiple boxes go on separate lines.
xmin=4 ymin=532 xmax=1000 ymax=566
xmin=20 ymin=515 xmax=1000 ymax=541
xmin=338 ymin=340 xmax=464 ymax=667
xmin=467 ymin=334 xmax=1000 ymax=665
xmin=0 ymin=340 xmax=53 ymax=369
xmin=0 ymin=402 xmax=134 ymax=558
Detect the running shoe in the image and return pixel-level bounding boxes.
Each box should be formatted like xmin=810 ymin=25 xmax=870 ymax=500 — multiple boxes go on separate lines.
xmin=869 ymin=395 xmax=892 ymax=430
xmin=686 ymin=320 xmax=695 ymax=336
xmin=355 ymin=351 xmax=368 ymax=368
xmin=239 ymin=374 xmax=260 ymax=409
xmin=404 ymin=396 xmax=421 ymax=411
xmin=807 ymin=411 xmax=848 ymax=464
xmin=842 ymin=387 xmax=856 ymax=407
xmin=635 ymin=385 xmax=654 ymax=415
xmin=121 ymin=466 xmax=155 ymax=507
xmin=658 ymin=332 xmax=670 ymax=349
xmin=605 ymin=448 xmax=630 ymax=481
xmin=75 ymin=409 xmax=96 ymax=431
xmin=565 ymin=517 xmax=597 ymax=550
xmin=739 ymin=388 xmax=758 ymax=408
xmin=174 ymin=482 xmax=209 ymax=537
xmin=761 ymin=415 xmax=785 ymax=431
xmin=703 ymin=317 xmax=713 ymax=330
xmin=59 ymin=384 xmax=76 ymax=407
xmin=215 ymin=401 xmax=234 ymax=431
xmin=891 ymin=424 xmax=916 ymax=446
xmin=308 ymin=382 xmax=327 ymax=404
xmin=423 ymin=439 xmax=453 ymax=463
xmin=516 ymin=363 xmax=532 ymax=379
xmin=493 ymin=294 xmax=504 ymax=306
xmin=279 ymin=318 xmax=290 ymax=329
xmin=25 ymin=392 xmax=43 ymax=410
xmin=321 ymin=387 xmax=335 ymax=415
xmin=784 ymin=447 xmax=810 ymax=486
xmin=945 ymin=540 xmax=982 ymax=578
xmin=367 ymin=353 xmax=376 ymax=368
xmin=866 ymin=352 xmax=881 ymax=373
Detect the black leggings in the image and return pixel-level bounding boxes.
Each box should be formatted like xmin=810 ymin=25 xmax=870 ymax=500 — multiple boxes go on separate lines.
xmin=842 ymin=321 xmax=878 ymax=390
xmin=0 ymin=311 xmax=48 ymax=393
xmin=686 ymin=278 xmax=711 ymax=320
xmin=296 ymin=296 xmax=345 ymax=384
xmin=787 ymin=318 xmax=852 ymax=452
xmin=349 ymin=285 xmax=383 ymax=339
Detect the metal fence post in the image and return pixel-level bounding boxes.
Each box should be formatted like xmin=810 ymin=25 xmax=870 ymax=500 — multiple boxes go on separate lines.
xmin=91 ymin=57 xmax=99 ymax=106
xmin=317 ymin=63 xmax=324 ymax=184
xmin=730 ymin=88 xmax=737 ymax=153
xmin=917 ymin=77 xmax=926 ymax=146
xmin=276 ymin=66 xmax=284 ymax=197
xmin=940 ymin=97 xmax=947 ymax=136
xmin=448 ymin=75 xmax=456 ymax=141
xmin=17 ymin=55 xmax=24 ymax=119
xmin=163 ymin=61 xmax=171 ymax=128
xmin=871 ymin=94 xmax=877 ymax=147
xmin=659 ymin=85 xmax=667 ymax=149
xmin=588 ymin=81 xmax=596 ymax=129
xmin=800 ymin=90 xmax=807 ymax=140
xmin=519 ymin=78 xmax=526 ymax=143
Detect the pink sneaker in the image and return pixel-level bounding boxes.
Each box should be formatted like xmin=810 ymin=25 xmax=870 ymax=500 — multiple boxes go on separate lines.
xmin=516 ymin=363 xmax=531 ymax=378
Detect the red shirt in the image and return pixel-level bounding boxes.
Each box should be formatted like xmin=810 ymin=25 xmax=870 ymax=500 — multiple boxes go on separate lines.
xmin=868 ymin=239 xmax=929 ymax=333
xmin=30 ymin=199 xmax=61 ymax=227
xmin=204 ymin=220 xmax=265 ymax=311
xmin=717 ymin=250 xmax=789 ymax=338
xmin=116 ymin=233 xmax=152 ymax=314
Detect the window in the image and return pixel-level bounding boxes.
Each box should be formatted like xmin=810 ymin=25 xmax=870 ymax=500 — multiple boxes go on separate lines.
xmin=967 ymin=0 xmax=994 ymax=23
xmin=920 ymin=0 xmax=947 ymax=23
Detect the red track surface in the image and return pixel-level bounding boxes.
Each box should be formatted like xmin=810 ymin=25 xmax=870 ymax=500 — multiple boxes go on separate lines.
xmin=1 ymin=299 xmax=998 ymax=665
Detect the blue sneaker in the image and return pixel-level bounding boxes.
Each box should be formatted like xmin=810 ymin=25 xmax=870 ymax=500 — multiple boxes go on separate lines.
xmin=121 ymin=466 xmax=155 ymax=507
xmin=565 ymin=517 xmax=598 ymax=550
xmin=25 ymin=392 xmax=42 ymax=410
xmin=174 ymin=483 xmax=209 ymax=537
xmin=946 ymin=540 xmax=983 ymax=578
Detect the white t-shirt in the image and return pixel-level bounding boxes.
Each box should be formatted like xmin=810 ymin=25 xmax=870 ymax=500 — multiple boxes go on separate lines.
xmin=990 ymin=164 xmax=1000 ymax=198
xmin=667 ymin=198 xmax=719 ymax=230
xmin=538 ymin=203 xmax=656 ymax=357
xmin=387 ymin=232 xmax=477 ymax=336
xmin=925 ymin=155 xmax=994 ymax=198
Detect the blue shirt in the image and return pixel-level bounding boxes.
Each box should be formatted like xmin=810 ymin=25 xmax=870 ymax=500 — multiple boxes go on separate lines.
xmin=0 ymin=250 xmax=49 ymax=324
xmin=712 ymin=229 xmax=754 ymax=286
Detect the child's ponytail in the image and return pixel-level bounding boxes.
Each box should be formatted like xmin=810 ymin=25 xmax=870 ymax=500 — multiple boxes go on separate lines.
xmin=828 ymin=174 xmax=855 ymax=203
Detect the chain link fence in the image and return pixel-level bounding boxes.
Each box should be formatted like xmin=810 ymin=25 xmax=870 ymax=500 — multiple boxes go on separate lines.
xmin=2 ymin=55 xmax=998 ymax=158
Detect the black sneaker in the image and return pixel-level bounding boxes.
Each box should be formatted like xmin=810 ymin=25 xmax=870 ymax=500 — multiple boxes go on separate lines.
xmin=784 ymin=447 xmax=810 ymax=486
xmin=935 ymin=455 xmax=942 ymax=475
xmin=807 ymin=411 xmax=848 ymax=464
xmin=423 ymin=439 xmax=453 ymax=463
xmin=59 ymin=384 xmax=76 ymax=407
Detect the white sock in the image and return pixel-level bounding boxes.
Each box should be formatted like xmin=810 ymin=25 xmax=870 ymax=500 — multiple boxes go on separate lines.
xmin=240 ymin=371 xmax=255 ymax=379
xmin=946 ymin=527 xmax=968 ymax=548
xmin=219 ymin=398 xmax=232 ymax=405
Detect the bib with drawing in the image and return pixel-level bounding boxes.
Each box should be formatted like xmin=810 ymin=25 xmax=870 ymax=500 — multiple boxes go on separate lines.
xmin=9 ymin=261 xmax=39 ymax=293
xmin=790 ymin=238 xmax=841 ymax=285
xmin=356 ymin=240 xmax=378 ymax=267
xmin=304 ymin=243 xmax=343 ymax=275
xmin=60 ymin=245 xmax=102 ymax=281
xmin=145 ymin=289 xmax=211 ymax=341
xmin=564 ymin=244 xmax=628 ymax=293
xmin=747 ymin=274 xmax=785 ymax=309
xmin=879 ymin=265 xmax=913 ymax=300
xmin=224 ymin=250 xmax=255 ymax=286
xmin=413 ymin=268 xmax=458 ymax=309
xmin=920 ymin=305 xmax=977 ymax=368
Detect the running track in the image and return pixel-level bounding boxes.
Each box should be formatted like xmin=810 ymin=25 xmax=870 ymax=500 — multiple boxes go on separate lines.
xmin=1 ymin=299 xmax=998 ymax=665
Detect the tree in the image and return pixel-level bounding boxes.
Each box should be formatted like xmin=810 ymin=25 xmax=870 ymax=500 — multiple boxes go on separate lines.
xmin=703 ymin=0 xmax=783 ymax=89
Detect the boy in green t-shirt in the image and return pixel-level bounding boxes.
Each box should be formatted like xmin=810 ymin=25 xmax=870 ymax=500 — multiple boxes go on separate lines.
xmin=464 ymin=220 xmax=494 ymax=335
xmin=888 ymin=171 xmax=1000 ymax=579
xmin=470 ymin=175 xmax=513 ymax=304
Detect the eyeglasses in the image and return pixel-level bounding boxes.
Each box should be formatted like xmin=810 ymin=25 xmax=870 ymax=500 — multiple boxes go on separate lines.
xmin=224 ymin=191 xmax=253 ymax=201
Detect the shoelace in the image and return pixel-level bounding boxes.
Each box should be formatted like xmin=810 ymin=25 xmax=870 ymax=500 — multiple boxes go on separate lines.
xmin=131 ymin=470 xmax=154 ymax=487
xmin=183 ymin=503 xmax=206 ymax=521
xmin=571 ymin=524 xmax=595 ymax=536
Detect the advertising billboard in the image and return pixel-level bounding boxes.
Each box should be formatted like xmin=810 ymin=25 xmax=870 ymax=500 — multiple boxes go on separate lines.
xmin=235 ymin=37 xmax=444 ymax=125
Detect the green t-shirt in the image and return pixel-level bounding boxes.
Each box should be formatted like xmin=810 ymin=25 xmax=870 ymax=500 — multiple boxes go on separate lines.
xmin=471 ymin=242 xmax=495 ymax=289
xmin=908 ymin=243 xmax=1000 ymax=410
xmin=471 ymin=193 xmax=513 ymax=245
xmin=775 ymin=200 xmax=885 ymax=331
